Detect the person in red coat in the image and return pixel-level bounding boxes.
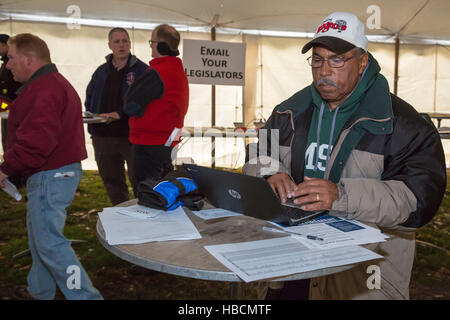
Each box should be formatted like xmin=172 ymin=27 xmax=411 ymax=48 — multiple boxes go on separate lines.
xmin=0 ymin=34 xmax=102 ymax=300
xmin=124 ymin=24 xmax=189 ymax=195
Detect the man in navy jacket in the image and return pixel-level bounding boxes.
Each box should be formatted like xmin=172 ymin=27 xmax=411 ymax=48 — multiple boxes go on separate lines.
xmin=85 ymin=28 xmax=147 ymax=205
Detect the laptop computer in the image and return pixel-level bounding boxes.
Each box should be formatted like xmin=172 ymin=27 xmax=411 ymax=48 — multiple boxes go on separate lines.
xmin=183 ymin=164 xmax=327 ymax=226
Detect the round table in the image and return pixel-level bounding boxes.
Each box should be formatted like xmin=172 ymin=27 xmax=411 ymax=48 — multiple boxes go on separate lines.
xmin=96 ymin=199 xmax=357 ymax=298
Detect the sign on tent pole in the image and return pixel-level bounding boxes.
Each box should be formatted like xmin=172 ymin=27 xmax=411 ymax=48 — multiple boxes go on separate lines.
xmin=211 ymin=26 xmax=216 ymax=168
xmin=183 ymin=35 xmax=246 ymax=167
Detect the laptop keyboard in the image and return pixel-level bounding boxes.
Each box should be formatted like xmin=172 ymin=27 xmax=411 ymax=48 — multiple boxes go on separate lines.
xmin=282 ymin=198 xmax=306 ymax=209
xmin=281 ymin=204 xmax=326 ymax=225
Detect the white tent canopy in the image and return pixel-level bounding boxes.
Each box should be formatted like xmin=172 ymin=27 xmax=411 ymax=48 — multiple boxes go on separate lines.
xmin=1 ymin=0 xmax=450 ymax=43
xmin=0 ymin=0 xmax=449 ymax=168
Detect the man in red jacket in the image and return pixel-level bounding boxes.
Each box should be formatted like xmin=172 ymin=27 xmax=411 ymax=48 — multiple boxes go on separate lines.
xmin=124 ymin=24 xmax=189 ymax=194
xmin=0 ymin=34 xmax=102 ymax=300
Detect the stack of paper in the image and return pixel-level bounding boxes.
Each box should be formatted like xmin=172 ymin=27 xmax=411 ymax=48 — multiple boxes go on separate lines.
xmin=115 ymin=205 xmax=164 ymax=219
xmin=191 ymin=208 xmax=243 ymax=220
xmin=273 ymin=215 xmax=389 ymax=250
xmin=204 ymin=214 xmax=387 ymax=282
xmin=1 ymin=178 xmax=22 ymax=201
xmin=98 ymin=205 xmax=202 ymax=245
xmin=205 ymin=237 xmax=383 ymax=283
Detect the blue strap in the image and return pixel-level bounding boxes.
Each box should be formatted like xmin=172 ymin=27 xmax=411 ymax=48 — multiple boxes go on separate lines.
xmin=153 ymin=178 xmax=198 ymax=210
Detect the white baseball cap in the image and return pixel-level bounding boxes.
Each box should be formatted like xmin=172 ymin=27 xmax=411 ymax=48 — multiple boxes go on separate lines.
xmin=302 ymin=12 xmax=368 ymax=54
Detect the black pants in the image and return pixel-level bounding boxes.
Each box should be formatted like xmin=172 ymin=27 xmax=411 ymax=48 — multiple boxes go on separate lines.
xmin=132 ymin=144 xmax=173 ymax=197
xmin=1 ymin=118 xmax=7 ymax=152
xmin=266 ymin=279 xmax=310 ymax=300
xmin=92 ymin=135 xmax=135 ymax=206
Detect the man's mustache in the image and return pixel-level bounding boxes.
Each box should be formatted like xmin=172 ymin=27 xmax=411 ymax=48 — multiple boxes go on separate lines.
xmin=317 ymin=78 xmax=337 ymax=87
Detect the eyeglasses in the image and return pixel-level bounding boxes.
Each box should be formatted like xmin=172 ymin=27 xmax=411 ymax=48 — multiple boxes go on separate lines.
xmin=307 ymin=55 xmax=356 ymax=68
xmin=148 ymin=40 xmax=159 ymax=45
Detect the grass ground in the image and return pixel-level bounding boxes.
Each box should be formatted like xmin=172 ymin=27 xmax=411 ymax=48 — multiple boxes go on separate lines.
xmin=0 ymin=170 xmax=448 ymax=300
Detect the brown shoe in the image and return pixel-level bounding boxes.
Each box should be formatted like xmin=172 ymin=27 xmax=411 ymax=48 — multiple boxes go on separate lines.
xmin=13 ymin=285 xmax=36 ymax=300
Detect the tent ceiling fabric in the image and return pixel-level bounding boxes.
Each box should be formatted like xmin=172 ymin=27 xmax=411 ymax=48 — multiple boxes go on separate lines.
xmin=0 ymin=0 xmax=449 ymax=41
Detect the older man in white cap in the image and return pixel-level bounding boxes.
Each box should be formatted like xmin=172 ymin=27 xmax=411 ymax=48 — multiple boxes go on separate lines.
xmin=244 ymin=12 xmax=445 ymax=299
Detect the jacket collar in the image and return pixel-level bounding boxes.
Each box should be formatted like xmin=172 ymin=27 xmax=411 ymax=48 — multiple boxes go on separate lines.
xmin=349 ymin=73 xmax=393 ymax=134
xmin=17 ymin=63 xmax=57 ymax=94
xmin=149 ymin=56 xmax=178 ymax=66
xmin=105 ymin=53 xmax=137 ymax=68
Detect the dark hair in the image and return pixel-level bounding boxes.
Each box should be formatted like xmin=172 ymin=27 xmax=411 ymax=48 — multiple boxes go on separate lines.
xmin=0 ymin=34 xmax=9 ymax=45
xmin=108 ymin=28 xmax=130 ymax=41
xmin=8 ymin=33 xmax=51 ymax=63
xmin=154 ymin=24 xmax=180 ymax=51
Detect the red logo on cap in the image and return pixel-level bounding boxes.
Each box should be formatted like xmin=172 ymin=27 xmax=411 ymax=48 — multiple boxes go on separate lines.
xmin=317 ymin=19 xmax=347 ymax=33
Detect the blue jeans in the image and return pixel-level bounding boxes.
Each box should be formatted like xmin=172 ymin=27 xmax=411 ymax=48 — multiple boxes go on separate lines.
xmin=26 ymin=162 xmax=103 ymax=300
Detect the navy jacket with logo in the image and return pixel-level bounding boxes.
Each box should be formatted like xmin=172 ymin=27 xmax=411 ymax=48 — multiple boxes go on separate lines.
xmin=85 ymin=54 xmax=147 ymax=134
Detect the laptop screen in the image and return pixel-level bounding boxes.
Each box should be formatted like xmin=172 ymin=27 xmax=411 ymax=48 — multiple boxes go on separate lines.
xmin=184 ymin=164 xmax=326 ymax=225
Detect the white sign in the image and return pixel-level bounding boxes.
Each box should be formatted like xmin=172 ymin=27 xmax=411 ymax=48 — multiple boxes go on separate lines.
xmin=183 ymin=39 xmax=246 ymax=86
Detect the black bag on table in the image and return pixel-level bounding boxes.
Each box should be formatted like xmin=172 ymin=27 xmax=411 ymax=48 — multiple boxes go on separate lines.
xmin=137 ymin=168 xmax=204 ymax=211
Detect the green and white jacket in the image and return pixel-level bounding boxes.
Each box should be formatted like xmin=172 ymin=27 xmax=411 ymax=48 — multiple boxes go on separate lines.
xmin=243 ymin=54 xmax=446 ymax=299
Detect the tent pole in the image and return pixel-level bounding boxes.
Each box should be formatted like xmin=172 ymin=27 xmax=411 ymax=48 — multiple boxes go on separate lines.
xmin=433 ymin=44 xmax=438 ymax=112
xmin=211 ymin=26 xmax=216 ymax=168
xmin=394 ymin=35 xmax=400 ymax=96
xmin=9 ymin=16 xmax=13 ymax=35
xmin=241 ymin=33 xmax=245 ymax=129
xmin=131 ymin=26 xmax=135 ymax=54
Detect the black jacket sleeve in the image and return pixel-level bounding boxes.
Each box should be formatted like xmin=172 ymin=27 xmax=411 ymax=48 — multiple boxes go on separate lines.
xmin=383 ymin=95 xmax=447 ymax=228
xmin=122 ymin=68 xmax=164 ymax=118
